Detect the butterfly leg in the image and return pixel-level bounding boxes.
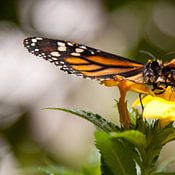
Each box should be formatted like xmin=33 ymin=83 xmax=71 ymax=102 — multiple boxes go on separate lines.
xmin=139 ymin=93 xmax=144 ymax=112
xmin=152 ymin=83 xmax=165 ymax=94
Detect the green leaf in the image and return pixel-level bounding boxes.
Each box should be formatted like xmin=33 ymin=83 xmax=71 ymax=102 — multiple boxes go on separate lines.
xmin=161 ymin=129 xmax=175 ymax=145
xmin=137 ymin=123 xmax=175 ymax=174
xmin=101 ymin=156 xmax=114 ymax=175
xmin=110 ymin=130 xmax=146 ymax=147
xmin=45 ymin=108 xmax=119 ymax=133
xmin=95 ymin=131 xmax=137 ymax=175
xmin=153 ymin=123 xmax=175 ymax=146
xmin=129 ymin=108 xmax=142 ymax=126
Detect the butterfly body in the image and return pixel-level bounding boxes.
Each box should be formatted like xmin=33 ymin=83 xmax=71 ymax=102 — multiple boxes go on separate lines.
xmin=143 ymin=60 xmax=162 ymax=84
xmin=23 ymin=37 xmax=175 ymax=90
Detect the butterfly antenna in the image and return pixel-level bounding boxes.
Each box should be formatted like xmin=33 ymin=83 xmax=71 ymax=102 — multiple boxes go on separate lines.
xmin=161 ymin=51 xmax=175 ymax=60
xmin=139 ymin=50 xmax=156 ymax=60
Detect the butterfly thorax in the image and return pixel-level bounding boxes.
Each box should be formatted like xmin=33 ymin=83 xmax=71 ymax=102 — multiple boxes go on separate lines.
xmin=143 ymin=59 xmax=175 ymax=90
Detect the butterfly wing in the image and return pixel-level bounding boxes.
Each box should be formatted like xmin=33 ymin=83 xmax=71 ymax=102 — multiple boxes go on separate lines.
xmin=164 ymin=59 xmax=175 ymax=68
xmin=23 ymin=37 xmax=144 ymax=83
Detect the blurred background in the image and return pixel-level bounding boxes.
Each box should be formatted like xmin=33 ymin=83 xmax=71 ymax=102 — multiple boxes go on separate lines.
xmin=0 ymin=0 xmax=175 ymax=174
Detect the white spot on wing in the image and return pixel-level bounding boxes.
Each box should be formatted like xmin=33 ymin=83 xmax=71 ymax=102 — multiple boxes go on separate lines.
xmin=79 ymin=45 xmax=87 ymax=49
xmin=50 ymin=51 xmax=60 ymax=57
xmin=31 ymin=43 xmax=36 ymax=46
xmin=67 ymin=42 xmax=74 ymax=46
xmin=71 ymin=52 xmax=80 ymax=56
xmin=75 ymin=48 xmax=84 ymax=53
xmin=58 ymin=46 xmax=66 ymax=51
xmin=32 ymin=39 xmax=37 ymax=43
xmin=90 ymin=50 xmax=95 ymax=54
xmin=51 ymin=57 xmax=58 ymax=61
xmin=57 ymin=41 xmax=65 ymax=46
xmin=48 ymin=58 xmax=53 ymax=62
xmin=36 ymin=37 xmax=43 ymax=40
xmin=54 ymin=61 xmax=59 ymax=65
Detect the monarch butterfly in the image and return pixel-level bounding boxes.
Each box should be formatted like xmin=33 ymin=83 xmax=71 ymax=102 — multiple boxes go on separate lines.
xmin=23 ymin=37 xmax=175 ymax=90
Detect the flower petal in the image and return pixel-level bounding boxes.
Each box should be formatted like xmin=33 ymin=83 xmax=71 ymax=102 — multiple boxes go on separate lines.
xmin=143 ymin=97 xmax=175 ymax=121
xmin=102 ymin=75 xmax=153 ymax=95
xmin=157 ymin=87 xmax=175 ymax=101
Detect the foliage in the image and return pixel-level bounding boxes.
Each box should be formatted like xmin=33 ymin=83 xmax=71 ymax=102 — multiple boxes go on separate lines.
xmin=47 ymin=107 xmax=175 ymax=175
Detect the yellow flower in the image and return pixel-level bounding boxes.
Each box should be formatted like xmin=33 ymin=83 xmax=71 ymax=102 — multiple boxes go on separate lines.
xmin=103 ymin=73 xmax=175 ymax=127
xmin=102 ymin=75 xmax=153 ymax=128
xmin=133 ymin=87 xmax=175 ymax=127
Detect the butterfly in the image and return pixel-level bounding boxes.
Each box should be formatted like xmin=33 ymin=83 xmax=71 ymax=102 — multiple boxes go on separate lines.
xmin=23 ymin=37 xmax=175 ymax=90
